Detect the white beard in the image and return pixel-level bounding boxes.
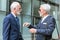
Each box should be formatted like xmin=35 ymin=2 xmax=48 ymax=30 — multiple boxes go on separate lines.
xmin=40 ymin=13 xmax=42 ymax=17
xmin=17 ymin=12 xmax=20 ymax=15
xmin=17 ymin=11 xmax=21 ymax=15
xmin=39 ymin=12 xmax=43 ymax=17
xmin=38 ymin=11 xmax=42 ymax=17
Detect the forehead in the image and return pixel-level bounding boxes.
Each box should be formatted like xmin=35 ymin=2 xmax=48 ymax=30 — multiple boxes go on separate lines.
xmin=40 ymin=6 xmax=44 ymax=10
xmin=17 ymin=4 xmax=21 ymax=8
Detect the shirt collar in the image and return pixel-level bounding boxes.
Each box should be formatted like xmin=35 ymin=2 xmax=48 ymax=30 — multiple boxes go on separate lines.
xmin=42 ymin=15 xmax=49 ymax=20
xmin=41 ymin=15 xmax=49 ymax=23
xmin=11 ymin=12 xmax=16 ymax=17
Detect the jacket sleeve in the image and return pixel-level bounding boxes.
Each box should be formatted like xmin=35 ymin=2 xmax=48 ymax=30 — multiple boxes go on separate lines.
xmin=36 ymin=17 xmax=56 ymax=35
xmin=3 ymin=17 xmax=10 ymax=40
xmin=28 ymin=24 xmax=39 ymax=29
xmin=28 ymin=25 xmax=35 ymax=29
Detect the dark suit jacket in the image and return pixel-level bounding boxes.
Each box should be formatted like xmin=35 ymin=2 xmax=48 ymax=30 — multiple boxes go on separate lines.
xmin=3 ymin=13 xmax=23 ymax=40
xmin=28 ymin=15 xmax=56 ymax=40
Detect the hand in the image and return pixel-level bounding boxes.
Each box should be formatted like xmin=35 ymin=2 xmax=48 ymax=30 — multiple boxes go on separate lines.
xmin=29 ymin=28 xmax=37 ymax=33
xmin=23 ymin=22 xmax=30 ymax=27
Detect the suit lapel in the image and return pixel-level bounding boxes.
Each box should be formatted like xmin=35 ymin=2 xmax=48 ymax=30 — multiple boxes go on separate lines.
xmin=10 ymin=13 xmax=17 ymax=23
xmin=42 ymin=15 xmax=50 ymax=23
xmin=10 ymin=13 xmax=20 ymax=31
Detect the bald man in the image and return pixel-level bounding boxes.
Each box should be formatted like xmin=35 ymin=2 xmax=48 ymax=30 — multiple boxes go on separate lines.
xmin=23 ymin=4 xmax=56 ymax=40
xmin=3 ymin=2 xmax=23 ymax=40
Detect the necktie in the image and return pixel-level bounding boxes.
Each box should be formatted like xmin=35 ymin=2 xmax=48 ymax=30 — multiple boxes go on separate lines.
xmin=15 ymin=17 xmax=19 ymax=24
xmin=15 ymin=17 xmax=20 ymax=29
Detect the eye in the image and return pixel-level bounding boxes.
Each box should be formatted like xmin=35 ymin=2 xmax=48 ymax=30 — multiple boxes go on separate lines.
xmin=19 ymin=8 xmax=22 ymax=10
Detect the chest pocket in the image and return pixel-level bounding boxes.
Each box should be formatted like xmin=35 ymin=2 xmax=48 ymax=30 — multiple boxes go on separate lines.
xmin=40 ymin=22 xmax=48 ymax=29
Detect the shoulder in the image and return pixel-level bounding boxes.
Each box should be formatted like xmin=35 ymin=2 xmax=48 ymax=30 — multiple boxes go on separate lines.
xmin=48 ymin=15 xmax=55 ymax=20
xmin=4 ymin=14 xmax=12 ymax=21
xmin=48 ymin=15 xmax=56 ymax=24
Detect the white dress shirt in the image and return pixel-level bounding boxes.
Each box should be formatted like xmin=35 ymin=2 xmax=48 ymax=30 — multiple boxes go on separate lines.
xmin=41 ymin=15 xmax=49 ymax=23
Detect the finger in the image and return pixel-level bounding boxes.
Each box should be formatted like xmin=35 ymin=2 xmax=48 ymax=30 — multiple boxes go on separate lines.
xmin=23 ymin=23 xmax=25 ymax=27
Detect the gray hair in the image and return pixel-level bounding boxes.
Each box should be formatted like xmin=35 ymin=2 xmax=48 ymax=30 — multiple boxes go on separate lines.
xmin=40 ymin=4 xmax=51 ymax=13
xmin=10 ymin=2 xmax=20 ymax=10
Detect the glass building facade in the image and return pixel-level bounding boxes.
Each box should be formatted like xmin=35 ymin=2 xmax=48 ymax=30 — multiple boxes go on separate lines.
xmin=0 ymin=0 xmax=60 ymax=40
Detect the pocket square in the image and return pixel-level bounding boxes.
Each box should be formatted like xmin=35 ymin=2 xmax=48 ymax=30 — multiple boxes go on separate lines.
xmin=43 ymin=23 xmax=47 ymax=25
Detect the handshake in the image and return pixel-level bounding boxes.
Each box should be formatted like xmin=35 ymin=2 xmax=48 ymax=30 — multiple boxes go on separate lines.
xmin=23 ymin=22 xmax=37 ymax=33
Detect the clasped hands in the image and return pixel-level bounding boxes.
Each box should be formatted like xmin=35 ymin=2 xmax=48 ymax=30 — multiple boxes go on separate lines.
xmin=23 ymin=22 xmax=37 ymax=33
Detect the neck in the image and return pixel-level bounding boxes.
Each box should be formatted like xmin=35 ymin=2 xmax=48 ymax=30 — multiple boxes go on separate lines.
xmin=11 ymin=11 xmax=17 ymax=16
xmin=11 ymin=12 xmax=17 ymax=17
xmin=42 ymin=14 xmax=48 ymax=18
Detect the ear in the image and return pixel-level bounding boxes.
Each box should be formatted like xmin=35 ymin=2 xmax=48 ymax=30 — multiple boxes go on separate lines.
xmin=14 ymin=8 xmax=16 ymax=10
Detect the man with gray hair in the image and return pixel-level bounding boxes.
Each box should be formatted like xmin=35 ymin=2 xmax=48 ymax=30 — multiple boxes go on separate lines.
xmin=23 ymin=4 xmax=56 ymax=40
xmin=3 ymin=2 xmax=23 ymax=40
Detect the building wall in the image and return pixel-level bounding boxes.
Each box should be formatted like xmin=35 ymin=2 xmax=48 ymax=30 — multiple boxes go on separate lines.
xmin=0 ymin=0 xmax=60 ymax=40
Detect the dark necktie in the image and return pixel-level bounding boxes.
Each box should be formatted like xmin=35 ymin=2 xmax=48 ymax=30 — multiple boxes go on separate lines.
xmin=15 ymin=17 xmax=20 ymax=30
xmin=15 ymin=17 xmax=19 ymax=24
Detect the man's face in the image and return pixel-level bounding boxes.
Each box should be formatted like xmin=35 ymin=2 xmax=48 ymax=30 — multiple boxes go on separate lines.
xmin=38 ymin=6 xmax=46 ymax=17
xmin=15 ymin=4 xmax=22 ymax=15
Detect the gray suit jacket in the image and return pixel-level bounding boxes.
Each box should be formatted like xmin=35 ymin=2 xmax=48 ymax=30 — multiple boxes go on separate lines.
xmin=28 ymin=15 xmax=56 ymax=40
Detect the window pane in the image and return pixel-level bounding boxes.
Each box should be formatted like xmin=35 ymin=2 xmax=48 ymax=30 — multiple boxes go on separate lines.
xmin=22 ymin=0 xmax=31 ymax=15
xmin=52 ymin=5 xmax=60 ymax=39
xmin=23 ymin=16 xmax=31 ymax=40
xmin=17 ymin=0 xmax=22 ymax=1
xmin=0 ymin=0 xmax=7 ymax=11
xmin=0 ymin=0 xmax=1 ymax=9
xmin=33 ymin=0 xmax=40 ymax=16
xmin=50 ymin=0 xmax=59 ymax=4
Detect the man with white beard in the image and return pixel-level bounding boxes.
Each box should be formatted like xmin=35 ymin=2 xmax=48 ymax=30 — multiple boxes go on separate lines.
xmin=23 ymin=4 xmax=56 ymax=40
xmin=3 ymin=2 xmax=23 ymax=40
